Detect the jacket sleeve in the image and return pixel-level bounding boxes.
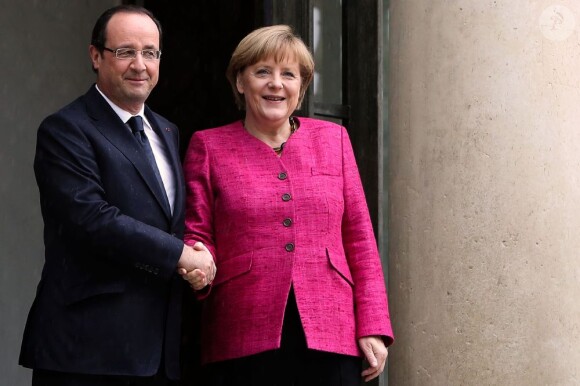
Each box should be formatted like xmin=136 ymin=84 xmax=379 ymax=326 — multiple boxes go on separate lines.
xmin=340 ymin=126 xmax=394 ymax=345
xmin=35 ymin=113 xmax=183 ymax=279
xmin=182 ymin=131 xmax=217 ymax=260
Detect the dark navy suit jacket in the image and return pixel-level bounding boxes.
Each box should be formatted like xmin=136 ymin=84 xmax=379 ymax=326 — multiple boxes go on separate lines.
xmin=20 ymin=85 xmax=186 ymax=379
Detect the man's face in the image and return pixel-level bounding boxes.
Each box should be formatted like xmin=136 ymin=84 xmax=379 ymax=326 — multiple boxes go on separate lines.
xmin=89 ymin=12 xmax=160 ymax=114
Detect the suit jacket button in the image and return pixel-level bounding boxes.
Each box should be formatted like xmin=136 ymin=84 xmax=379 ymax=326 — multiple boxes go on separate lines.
xmin=278 ymin=172 xmax=288 ymax=180
xmin=282 ymin=193 xmax=291 ymax=201
xmin=285 ymin=243 xmax=295 ymax=252
xmin=283 ymin=218 xmax=292 ymax=227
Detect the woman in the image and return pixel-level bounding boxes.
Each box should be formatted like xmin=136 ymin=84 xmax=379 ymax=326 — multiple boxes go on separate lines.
xmin=181 ymin=25 xmax=394 ymax=385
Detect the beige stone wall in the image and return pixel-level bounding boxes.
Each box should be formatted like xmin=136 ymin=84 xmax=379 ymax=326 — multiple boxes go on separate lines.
xmin=388 ymin=1 xmax=580 ymax=385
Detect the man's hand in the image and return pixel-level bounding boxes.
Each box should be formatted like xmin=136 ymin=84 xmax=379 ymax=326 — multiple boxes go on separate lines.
xmin=177 ymin=242 xmax=216 ymax=290
xmin=358 ymin=336 xmax=388 ymax=382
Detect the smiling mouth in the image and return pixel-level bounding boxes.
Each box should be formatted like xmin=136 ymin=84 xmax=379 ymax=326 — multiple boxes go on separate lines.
xmin=263 ymin=96 xmax=285 ymax=101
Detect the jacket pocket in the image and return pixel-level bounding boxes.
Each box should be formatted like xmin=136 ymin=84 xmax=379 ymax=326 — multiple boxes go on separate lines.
xmin=213 ymin=251 xmax=253 ymax=286
xmin=64 ymin=279 xmax=126 ymax=306
xmin=311 ymin=167 xmax=342 ymax=177
xmin=326 ymin=248 xmax=354 ymax=286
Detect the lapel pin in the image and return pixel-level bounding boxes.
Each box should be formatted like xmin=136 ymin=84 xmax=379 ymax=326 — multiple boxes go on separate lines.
xmin=165 ymin=127 xmax=171 ymax=132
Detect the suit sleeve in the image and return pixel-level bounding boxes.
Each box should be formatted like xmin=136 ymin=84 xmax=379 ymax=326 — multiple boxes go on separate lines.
xmin=35 ymin=113 xmax=183 ymax=279
xmin=340 ymin=126 xmax=394 ymax=345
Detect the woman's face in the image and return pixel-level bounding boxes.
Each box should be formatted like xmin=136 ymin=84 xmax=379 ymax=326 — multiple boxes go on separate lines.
xmin=236 ymin=56 xmax=302 ymax=129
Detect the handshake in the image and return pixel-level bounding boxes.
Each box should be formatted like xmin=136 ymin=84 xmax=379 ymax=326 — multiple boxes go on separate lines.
xmin=177 ymin=242 xmax=216 ymax=291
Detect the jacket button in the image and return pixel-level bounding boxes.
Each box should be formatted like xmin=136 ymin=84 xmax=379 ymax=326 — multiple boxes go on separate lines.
xmin=283 ymin=218 xmax=292 ymax=227
xmin=285 ymin=243 xmax=295 ymax=252
xmin=282 ymin=193 xmax=291 ymax=201
xmin=278 ymin=172 xmax=288 ymax=180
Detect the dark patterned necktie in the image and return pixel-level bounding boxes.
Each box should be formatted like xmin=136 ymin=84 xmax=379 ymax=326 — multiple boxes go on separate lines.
xmin=127 ymin=116 xmax=170 ymax=211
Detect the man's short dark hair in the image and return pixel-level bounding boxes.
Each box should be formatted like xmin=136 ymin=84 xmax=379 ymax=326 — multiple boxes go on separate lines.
xmin=91 ymin=5 xmax=163 ymax=52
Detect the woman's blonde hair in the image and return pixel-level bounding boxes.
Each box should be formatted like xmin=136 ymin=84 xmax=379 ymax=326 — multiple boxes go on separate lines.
xmin=226 ymin=25 xmax=314 ymax=110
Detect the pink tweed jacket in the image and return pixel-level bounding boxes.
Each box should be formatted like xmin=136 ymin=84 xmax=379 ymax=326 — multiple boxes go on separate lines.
xmin=183 ymin=117 xmax=393 ymax=364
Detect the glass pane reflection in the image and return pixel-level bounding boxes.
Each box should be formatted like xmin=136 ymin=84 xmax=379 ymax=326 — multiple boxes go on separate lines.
xmin=312 ymin=0 xmax=342 ymax=106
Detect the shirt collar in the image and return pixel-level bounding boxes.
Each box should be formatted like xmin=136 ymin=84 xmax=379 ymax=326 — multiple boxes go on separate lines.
xmin=95 ymin=84 xmax=145 ymax=124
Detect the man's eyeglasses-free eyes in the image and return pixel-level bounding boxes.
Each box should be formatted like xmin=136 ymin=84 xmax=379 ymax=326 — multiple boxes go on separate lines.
xmin=103 ymin=47 xmax=162 ymax=60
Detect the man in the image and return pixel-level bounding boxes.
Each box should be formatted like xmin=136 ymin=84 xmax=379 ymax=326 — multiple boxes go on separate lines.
xmin=19 ymin=5 xmax=214 ymax=385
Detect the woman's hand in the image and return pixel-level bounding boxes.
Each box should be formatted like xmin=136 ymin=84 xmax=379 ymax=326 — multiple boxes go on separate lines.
xmin=178 ymin=268 xmax=208 ymax=291
xmin=358 ymin=336 xmax=388 ymax=382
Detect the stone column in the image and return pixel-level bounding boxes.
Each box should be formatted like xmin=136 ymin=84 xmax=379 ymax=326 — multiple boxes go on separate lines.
xmin=388 ymin=1 xmax=580 ymax=385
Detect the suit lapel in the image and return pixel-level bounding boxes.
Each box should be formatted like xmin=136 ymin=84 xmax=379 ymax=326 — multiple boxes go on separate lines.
xmin=84 ymin=86 xmax=172 ymax=221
